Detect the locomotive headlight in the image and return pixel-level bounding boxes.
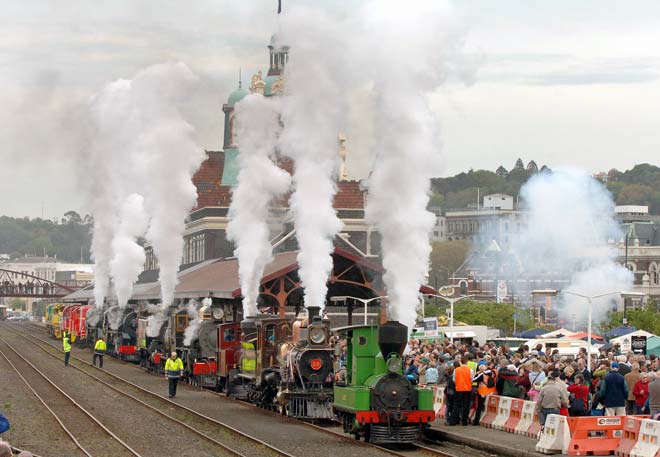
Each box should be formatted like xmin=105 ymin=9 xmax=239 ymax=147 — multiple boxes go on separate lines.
xmin=387 ymin=357 xmax=402 ymax=374
xmin=308 ymin=326 xmax=326 ymax=344
xmin=211 ymin=308 xmax=224 ymax=320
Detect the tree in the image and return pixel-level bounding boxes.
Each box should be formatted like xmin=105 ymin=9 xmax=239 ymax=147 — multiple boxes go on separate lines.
xmin=601 ymin=304 xmax=660 ymax=335
xmin=429 ymin=240 xmax=469 ymax=287
xmin=63 ymin=210 xmax=82 ymax=225
xmin=424 ymin=299 xmax=534 ymax=335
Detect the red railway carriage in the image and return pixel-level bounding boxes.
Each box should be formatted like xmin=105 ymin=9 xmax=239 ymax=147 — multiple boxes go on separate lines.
xmin=71 ymin=305 xmax=92 ymax=345
xmin=215 ymin=322 xmax=242 ymax=390
xmin=60 ymin=305 xmax=80 ymax=341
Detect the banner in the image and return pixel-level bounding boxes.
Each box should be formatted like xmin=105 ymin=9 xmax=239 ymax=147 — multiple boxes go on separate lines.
xmin=496 ymin=280 xmax=507 ymax=303
xmin=631 ymin=335 xmax=647 ymax=354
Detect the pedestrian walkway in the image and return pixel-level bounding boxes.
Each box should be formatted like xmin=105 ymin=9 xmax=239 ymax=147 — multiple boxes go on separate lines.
xmin=428 ymin=422 xmax=565 ymax=457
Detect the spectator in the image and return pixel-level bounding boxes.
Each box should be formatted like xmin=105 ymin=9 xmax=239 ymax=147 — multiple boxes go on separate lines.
xmin=473 ymin=364 xmax=496 ymax=426
xmin=528 ymin=381 xmax=542 ymax=402
xmin=426 ymin=361 xmax=438 ymax=386
xmin=0 ymin=413 xmax=8 ymax=435
xmin=536 ymin=371 xmax=569 ymax=428
xmin=625 ymin=363 xmax=641 ymax=415
xmin=497 ymin=364 xmax=523 ymax=398
xmin=600 ymin=362 xmax=628 ymax=416
xmin=633 ymin=372 xmax=650 ymax=414
xmin=567 ymin=374 xmax=590 ymax=416
xmin=444 ymin=365 xmax=456 ymax=425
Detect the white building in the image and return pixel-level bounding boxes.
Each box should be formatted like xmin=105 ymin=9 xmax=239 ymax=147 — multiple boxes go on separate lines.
xmin=483 ymin=193 xmax=514 ymax=211
xmin=0 ymin=256 xmax=93 ymax=282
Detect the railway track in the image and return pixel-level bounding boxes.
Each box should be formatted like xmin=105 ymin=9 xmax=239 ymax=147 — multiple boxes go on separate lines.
xmin=0 ymin=324 xmax=293 ymax=457
xmin=9 ymin=323 xmax=461 ymax=457
xmin=0 ymin=336 xmax=139 ymax=457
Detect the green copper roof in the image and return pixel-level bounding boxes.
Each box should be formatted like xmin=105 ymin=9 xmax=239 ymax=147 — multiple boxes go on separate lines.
xmin=221 ymin=148 xmax=240 ymax=186
xmin=227 ymin=88 xmax=248 ymax=106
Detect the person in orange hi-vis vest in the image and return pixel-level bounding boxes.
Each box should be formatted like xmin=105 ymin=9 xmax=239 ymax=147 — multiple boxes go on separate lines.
xmin=449 ymin=357 xmax=474 ymax=426
xmin=473 ymin=365 xmax=497 ymax=425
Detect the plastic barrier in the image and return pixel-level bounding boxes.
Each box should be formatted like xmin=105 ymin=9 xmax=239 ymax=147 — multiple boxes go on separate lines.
xmin=565 ymin=416 xmax=625 ymax=456
xmin=481 ymin=395 xmax=501 ymax=428
xmin=492 ymin=396 xmax=513 ymax=431
xmin=505 ymin=398 xmax=525 ymax=433
xmin=432 ymin=386 xmax=446 ymax=421
xmin=615 ymin=417 xmax=646 ymax=457
xmin=515 ymin=400 xmax=538 ymax=436
xmin=629 ymin=419 xmax=660 ymax=457
xmin=536 ymin=414 xmax=571 ymax=455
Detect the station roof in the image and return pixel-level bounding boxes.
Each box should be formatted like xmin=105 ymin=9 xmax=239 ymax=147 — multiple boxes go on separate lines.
xmin=64 ymin=248 xmax=437 ymax=304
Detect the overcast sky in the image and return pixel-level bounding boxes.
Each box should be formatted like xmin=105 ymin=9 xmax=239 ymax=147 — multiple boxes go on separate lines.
xmin=1 ymin=0 xmax=659 ymax=218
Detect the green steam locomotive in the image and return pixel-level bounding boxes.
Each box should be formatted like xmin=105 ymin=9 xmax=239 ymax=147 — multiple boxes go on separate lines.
xmin=333 ymin=321 xmax=435 ymax=444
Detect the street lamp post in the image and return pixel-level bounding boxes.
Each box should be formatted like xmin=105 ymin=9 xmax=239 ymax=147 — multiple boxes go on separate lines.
xmin=422 ymin=290 xmax=474 ymax=345
xmin=330 ymin=296 xmax=387 ymax=325
xmin=532 ymin=289 xmax=623 ymax=372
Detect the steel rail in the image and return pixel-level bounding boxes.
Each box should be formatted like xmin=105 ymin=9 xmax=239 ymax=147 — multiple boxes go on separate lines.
xmin=0 ymin=336 xmax=141 ymax=457
xmin=14 ymin=323 xmax=454 ymax=457
xmin=0 ymin=344 xmax=92 ymax=457
xmin=2 ymin=325 xmax=294 ymax=457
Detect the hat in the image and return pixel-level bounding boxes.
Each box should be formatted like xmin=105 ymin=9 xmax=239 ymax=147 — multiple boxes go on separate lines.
xmin=549 ymin=370 xmax=560 ymax=379
xmin=531 ymin=350 xmax=539 ymax=356
xmin=611 ymin=362 xmax=619 ymax=370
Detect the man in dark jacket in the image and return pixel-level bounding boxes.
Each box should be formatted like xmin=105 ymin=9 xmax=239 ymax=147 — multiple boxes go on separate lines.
xmin=600 ymin=362 xmax=628 ymax=416
xmin=496 ymin=364 xmax=522 ymax=398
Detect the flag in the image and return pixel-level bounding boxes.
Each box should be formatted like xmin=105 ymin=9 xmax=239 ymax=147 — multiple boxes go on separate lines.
xmin=278 ymin=0 xmax=282 ymax=14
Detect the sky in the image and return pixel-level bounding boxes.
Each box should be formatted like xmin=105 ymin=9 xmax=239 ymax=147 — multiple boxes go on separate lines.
xmin=1 ymin=0 xmax=659 ymax=218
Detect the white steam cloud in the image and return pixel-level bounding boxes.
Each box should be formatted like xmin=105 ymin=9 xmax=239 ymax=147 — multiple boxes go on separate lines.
xmin=278 ymin=10 xmax=349 ymax=309
xmin=110 ymin=193 xmax=148 ymax=309
xmin=183 ymin=299 xmax=201 ymax=347
xmin=515 ymin=170 xmax=633 ymax=326
xmin=362 ymin=1 xmax=465 ymax=330
xmin=227 ymin=94 xmax=291 ymax=317
xmin=84 ymin=62 xmax=205 ymax=325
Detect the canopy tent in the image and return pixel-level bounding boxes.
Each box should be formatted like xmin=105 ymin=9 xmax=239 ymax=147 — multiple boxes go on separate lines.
xmin=605 ymin=326 xmax=636 ymax=339
xmin=444 ymin=330 xmax=477 ymax=339
xmin=541 ymin=328 xmax=576 ymax=338
xmin=571 ymin=331 xmax=605 ymax=343
xmin=610 ymin=330 xmax=656 ymax=346
xmin=517 ymin=328 xmax=547 ymax=339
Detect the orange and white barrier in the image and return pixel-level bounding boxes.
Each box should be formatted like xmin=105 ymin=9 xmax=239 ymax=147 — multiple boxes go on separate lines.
xmin=616 ymin=416 xmax=647 ymax=457
xmin=536 ymin=414 xmax=571 ymax=455
xmin=504 ymin=398 xmax=525 ymax=433
xmin=492 ymin=396 xmax=513 ymax=430
xmin=629 ymin=419 xmax=660 ymax=457
xmin=480 ymin=395 xmax=501 ymax=428
xmin=432 ymin=386 xmax=446 ymax=421
xmin=565 ymin=416 xmax=626 ymax=456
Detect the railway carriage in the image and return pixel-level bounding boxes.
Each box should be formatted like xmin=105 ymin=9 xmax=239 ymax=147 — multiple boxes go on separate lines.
xmin=47 ymin=303 xmax=65 ymax=338
xmin=333 ymin=321 xmax=435 ymax=444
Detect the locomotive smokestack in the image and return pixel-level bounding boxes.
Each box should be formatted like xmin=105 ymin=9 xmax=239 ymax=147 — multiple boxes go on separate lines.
xmin=307 ymin=306 xmax=321 ymax=321
xmin=240 ymin=315 xmax=258 ymax=341
xmin=378 ymin=321 xmax=408 ymax=359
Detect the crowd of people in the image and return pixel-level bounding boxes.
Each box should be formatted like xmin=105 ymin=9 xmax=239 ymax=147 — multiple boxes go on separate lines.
xmin=404 ymin=338 xmax=660 ymax=428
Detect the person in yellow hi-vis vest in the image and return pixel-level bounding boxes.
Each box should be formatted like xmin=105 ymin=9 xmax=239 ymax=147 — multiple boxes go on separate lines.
xmin=62 ymin=331 xmax=72 ymax=367
xmin=165 ymin=352 xmax=184 ymax=398
xmin=241 ymin=341 xmax=256 ymax=373
xmin=93 ymin=337 xmax=107 ymax=368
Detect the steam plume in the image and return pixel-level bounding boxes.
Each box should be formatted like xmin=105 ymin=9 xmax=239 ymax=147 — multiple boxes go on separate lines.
xmin=110 ymin=193 xmax=148 ymax=309
xmin=362 ymin=0 xmax=462 ymax=330
xmin=278 ymin=11 xmax=347 ymax=309
xmin=227 ymin=94 xmax=291 ymax=317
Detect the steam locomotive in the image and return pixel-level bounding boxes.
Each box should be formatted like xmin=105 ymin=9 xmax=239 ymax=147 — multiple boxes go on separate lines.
xmin=333 ymin=321 xmax=435 ymax=444
xmin=227 ymin=307 xmax=335 ymax=420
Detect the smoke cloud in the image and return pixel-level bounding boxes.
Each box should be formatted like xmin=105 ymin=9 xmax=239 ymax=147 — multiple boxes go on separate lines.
xmin=182 ymin=299 xmax=201 ymax=346
xmin=515 ymin=169 xmax=633 ymax=325
xmin=110 ymin=193 xmax=148 ymax=309
xmin=227 ymin=94 xmax=291 ymax=317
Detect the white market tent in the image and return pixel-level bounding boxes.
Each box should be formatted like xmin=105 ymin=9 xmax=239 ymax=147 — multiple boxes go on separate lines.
xmin=541 ymin=328 xmax=576 ymax=338
xmin=610 ymin=329 xmax=656 ymax=346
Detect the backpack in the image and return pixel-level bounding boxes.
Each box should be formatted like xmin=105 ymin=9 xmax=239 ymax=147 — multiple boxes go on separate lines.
xmin=486 ymin=374 xmax=495 ymax=388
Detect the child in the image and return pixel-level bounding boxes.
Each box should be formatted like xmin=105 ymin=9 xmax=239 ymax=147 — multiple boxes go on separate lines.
xmin=426 ymin=361 xmax=439 ymax=385
xmin=527 ymin=381 xmax=541 ymax=402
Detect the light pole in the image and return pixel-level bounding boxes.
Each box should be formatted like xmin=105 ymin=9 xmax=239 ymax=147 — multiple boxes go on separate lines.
xmin=330 ymin=295 xmax=387 ymax=325
xmin=422 ymin=288 xmax=474 ymax=345
xmin=532 ymin=289 xmax=623 ymax=372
